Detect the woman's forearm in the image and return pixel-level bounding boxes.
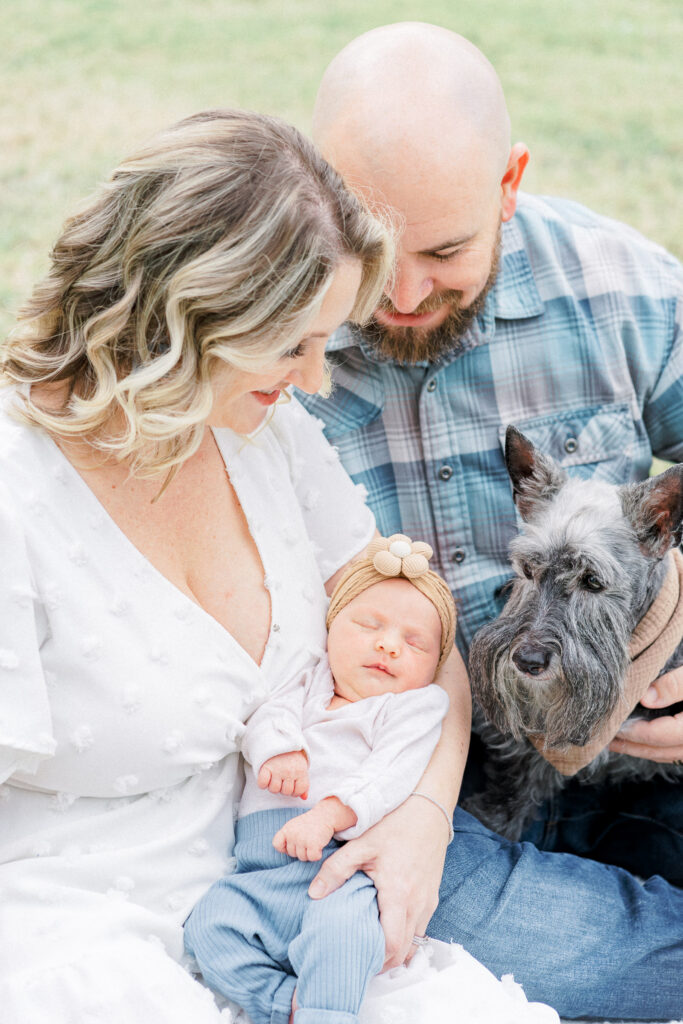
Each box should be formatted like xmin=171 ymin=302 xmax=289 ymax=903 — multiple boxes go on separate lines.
xmin=414 ymin=645 xmax=471 ymax=817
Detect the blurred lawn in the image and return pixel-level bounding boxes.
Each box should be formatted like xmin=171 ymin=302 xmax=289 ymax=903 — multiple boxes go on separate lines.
xmin=2 ymin=0 xmax=682 ymax=334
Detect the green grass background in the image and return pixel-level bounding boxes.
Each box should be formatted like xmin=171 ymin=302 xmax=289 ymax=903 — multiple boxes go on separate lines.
xmin=2 ymin=0 xmax=682 ymax=346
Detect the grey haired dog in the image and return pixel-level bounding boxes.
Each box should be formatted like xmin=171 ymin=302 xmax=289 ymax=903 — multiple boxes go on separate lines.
xmin=466 ymin=426 xmax=683 ymax=841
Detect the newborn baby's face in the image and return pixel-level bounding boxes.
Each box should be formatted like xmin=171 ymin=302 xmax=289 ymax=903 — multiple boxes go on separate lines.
xmin=327 ymin=578 xmax=442 ymax=702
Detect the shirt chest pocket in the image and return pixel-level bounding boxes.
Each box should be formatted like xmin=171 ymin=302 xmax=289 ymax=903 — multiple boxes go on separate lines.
xmin=498 ymin=403 xmax=642 ymax=484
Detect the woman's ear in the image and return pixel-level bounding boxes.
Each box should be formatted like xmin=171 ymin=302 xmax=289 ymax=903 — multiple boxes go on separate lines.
xmin=500 ymin=143 xmax=530 ymax=222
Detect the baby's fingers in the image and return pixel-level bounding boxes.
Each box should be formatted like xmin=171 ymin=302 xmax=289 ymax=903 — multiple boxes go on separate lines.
xmin=293 ymin=776 xmax=309 ymax=799
xmin=257 ymin=765 xmax=272 ymax=790
xmin=272 ymin=828 xmax=287 ymax=853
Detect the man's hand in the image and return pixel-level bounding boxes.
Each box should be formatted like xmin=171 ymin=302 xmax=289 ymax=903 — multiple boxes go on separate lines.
xmin=307 ymin=796 xmax=449 ymax=970
xmin=257 ymin=750 xmax=309 ymax=798
xmin=609 ymin=665 xmax=683 ymax=763
xmin=273 ymin=797 xmax=356 ymax=861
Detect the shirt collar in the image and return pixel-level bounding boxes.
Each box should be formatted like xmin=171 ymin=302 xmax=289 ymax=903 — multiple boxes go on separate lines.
xmin=327 ymin=205 xmax=544 ymax=359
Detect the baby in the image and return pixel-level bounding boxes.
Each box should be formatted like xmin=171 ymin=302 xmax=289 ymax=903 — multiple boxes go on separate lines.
xmin=185 ymin=535 xmax=457 ymax=1024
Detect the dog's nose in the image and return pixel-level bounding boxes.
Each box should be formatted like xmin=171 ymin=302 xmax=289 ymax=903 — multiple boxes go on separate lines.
xmin=512 ymin=643 xmax=551 ymax=676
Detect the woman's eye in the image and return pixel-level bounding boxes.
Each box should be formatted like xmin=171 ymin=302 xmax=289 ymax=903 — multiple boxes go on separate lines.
xmin=282 ymin=342 xmax=306 ymax=359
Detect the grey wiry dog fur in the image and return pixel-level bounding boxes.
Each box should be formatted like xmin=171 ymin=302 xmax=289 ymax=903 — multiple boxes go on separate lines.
xmin=466 ymin=426 xmax=683 ymax=841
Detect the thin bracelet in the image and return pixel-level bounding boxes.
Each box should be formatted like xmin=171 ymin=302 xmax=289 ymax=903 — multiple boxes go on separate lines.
xmin=411 ymin=791 xmax=455 ymax=843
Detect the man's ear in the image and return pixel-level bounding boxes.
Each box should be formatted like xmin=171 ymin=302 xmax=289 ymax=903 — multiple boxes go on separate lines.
xmin=501 ymin=143 xmax=530 ymax=222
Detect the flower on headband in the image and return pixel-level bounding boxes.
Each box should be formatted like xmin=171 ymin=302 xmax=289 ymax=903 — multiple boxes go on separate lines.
xmin=366 ymin=534 xmax=434 ymax=580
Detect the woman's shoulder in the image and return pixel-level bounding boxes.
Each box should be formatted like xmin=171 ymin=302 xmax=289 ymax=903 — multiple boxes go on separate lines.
xmin=0 ymin=388 xmax=45 ymax=470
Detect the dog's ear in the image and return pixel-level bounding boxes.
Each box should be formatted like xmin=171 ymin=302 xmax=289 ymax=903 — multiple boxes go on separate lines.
xmin=621 ymin=464 xmax=683 ymax=558
xmin=505 ymin=426 xmax=567 ymax=521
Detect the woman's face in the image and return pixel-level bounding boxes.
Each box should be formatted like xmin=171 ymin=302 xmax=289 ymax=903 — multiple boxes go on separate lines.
xmin=209 ymin=259 xmax=362 ymax=433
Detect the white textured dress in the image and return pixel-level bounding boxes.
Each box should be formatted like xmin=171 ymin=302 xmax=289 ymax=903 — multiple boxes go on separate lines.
xmin=0 ymin=392 xmax=374 ymax=1023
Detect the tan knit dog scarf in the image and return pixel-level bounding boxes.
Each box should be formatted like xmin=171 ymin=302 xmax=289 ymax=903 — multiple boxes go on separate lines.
xmin=532 ymin=547 xmax=683 ymax=775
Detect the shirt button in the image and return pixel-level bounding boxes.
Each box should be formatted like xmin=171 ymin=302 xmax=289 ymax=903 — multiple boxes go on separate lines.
xmin=426 ymin=379 xmax=437 ymax=392
xmin=438 ymin=465 xmax=453 ymax=481
xmin=452 ymin=548 xmax=466 ymax=564
xmin=564 ymin=436 xmax=578 ymax=454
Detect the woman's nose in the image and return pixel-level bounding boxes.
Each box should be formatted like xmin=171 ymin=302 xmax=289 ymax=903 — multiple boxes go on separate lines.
xmin=288 ymin=344 xmax=326 ymax=394
xmin=385 ymin=259 xmax=434 ymax=314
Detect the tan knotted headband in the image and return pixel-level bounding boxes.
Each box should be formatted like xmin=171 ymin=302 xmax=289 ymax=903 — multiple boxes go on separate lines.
xmin=326 ymin=534 xmax=457 ymax=675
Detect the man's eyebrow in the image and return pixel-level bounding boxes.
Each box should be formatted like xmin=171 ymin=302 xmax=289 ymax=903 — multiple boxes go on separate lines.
xmin=417 ymin=234 xmax=474 ymax=255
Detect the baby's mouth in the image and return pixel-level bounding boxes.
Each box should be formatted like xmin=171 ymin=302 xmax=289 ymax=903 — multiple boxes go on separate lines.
xmin=365 ymin=662 xmax=393 ymax=675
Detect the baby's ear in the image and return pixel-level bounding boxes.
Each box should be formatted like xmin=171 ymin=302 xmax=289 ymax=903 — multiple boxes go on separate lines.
xmin=621 ymin=464 xmax=683 ymax=558
xmin=505 ymin=426 xmax=567 ymax=522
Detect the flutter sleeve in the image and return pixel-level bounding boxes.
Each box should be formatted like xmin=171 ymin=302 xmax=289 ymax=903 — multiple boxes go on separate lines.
xmin=271 ymin=396 xmax=376 ymax=582
xmin=327 ymin=684 xmax=449 ymax=839
xmin=0 ymin=483 xmax=56 ymax=784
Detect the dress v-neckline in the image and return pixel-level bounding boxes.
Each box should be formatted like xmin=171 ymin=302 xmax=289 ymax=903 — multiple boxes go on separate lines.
xmin=42 ymin=426 xmax=274 ymax=673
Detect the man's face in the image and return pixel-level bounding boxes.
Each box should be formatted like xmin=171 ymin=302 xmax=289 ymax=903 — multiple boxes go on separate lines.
xmin=348 ymin=146 xmax=506 ymax=363
xmin=365 ymin=222 xmax=501 ymax=363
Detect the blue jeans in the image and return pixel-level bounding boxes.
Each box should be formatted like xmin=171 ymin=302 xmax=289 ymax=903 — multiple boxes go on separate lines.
xmin=525 ymin=774 xmax=683 ymax=887
xmin=428 ymin=749 xmax=683 ymax=1020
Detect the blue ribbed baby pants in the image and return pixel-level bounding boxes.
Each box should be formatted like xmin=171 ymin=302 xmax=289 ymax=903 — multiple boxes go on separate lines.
xmin=184 ymin=808 xmax=385 ymax=1024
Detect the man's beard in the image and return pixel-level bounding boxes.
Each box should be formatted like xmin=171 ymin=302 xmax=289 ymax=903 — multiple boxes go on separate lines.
xmin=363 ymin=227 xmax=502 ymax=365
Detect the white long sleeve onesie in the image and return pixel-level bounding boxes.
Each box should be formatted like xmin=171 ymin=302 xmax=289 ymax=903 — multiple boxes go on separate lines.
xmin=239 ymin=655 xmax=449 ymax=839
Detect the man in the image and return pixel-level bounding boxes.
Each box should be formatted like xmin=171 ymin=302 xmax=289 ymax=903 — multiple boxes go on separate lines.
xmin=299 ymin=22 xmax=683 ymax=1021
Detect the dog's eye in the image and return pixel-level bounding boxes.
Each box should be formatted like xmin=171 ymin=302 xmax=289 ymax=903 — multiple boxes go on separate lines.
xmin=520 ymin=562 xmax=534 ymax=580
xmin=582 ymin=573 xmax=604 ymax=592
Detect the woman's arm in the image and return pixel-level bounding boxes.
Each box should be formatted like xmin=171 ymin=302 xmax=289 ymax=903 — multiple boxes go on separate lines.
xmin=307 ymin=643 xmax=471 ymax=969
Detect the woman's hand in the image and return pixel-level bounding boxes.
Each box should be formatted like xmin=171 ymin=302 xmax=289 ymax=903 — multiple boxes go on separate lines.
xmin=609 ymin=665 xmax=683 ymax=763
xmin=308 ymin=795 xmax=450 ymax=969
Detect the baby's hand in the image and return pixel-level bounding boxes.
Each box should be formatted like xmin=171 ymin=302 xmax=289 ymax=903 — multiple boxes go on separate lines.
xmin=257 ymin=751 xmax=309 ymax=799
xmin=273 ymin=808 xmax=335 ymax=862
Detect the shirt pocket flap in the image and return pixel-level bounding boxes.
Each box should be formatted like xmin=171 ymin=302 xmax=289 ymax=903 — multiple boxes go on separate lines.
xmin=497 ymin=403 xmax=635 ymax=472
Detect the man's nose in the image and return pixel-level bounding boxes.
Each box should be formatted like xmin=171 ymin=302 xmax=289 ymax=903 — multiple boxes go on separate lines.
xmin=385 ymin=260 xmax=434 ymax=314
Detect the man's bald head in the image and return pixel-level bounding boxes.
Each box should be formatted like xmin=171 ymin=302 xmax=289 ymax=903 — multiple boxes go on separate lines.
xmin=313 ymin=22 xmax=511 ymax=196
xmin=313 ymin=23 xmax=529 ymax=361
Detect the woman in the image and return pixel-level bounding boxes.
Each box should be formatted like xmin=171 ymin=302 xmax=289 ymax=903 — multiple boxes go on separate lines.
xmin=0 ymin=109 xmax=471 ymax=1021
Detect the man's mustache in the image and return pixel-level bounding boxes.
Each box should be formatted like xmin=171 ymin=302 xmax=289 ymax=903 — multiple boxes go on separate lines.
xmin=376 ymin=288 xmax=464 ymax=318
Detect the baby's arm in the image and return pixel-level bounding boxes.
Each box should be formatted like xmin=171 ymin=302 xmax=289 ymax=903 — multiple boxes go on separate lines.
xmin=325 ymin=686 xmax=449 ymax=840
xmin=274 ymin=687 xmax=449 ymax=861
xmin=241 ymin=667 xmax=312 ymax=794
xmin=273 ymin=796 xmax=357 ymax=861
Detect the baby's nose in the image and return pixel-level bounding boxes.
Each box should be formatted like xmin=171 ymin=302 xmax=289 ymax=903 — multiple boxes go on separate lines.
xmin=375 ymin=633 xmax=400 ymax=656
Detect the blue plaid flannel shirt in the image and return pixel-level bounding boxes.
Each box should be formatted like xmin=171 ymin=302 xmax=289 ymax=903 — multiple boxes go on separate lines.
xmin=300 ymin=193 xmax=683 ymax=657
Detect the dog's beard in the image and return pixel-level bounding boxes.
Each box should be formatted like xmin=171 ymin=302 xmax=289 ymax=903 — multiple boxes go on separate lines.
xmin=363 ymin=229 xmax=502 ymax=365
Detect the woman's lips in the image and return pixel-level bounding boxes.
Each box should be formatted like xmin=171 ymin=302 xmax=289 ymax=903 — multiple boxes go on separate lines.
xmin=252 ymin=388 xmax=281 ymax=407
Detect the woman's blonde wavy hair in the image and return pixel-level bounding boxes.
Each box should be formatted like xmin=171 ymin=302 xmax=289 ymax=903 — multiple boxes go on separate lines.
xmin=1 ymin=109 xmax=393 ymax=476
